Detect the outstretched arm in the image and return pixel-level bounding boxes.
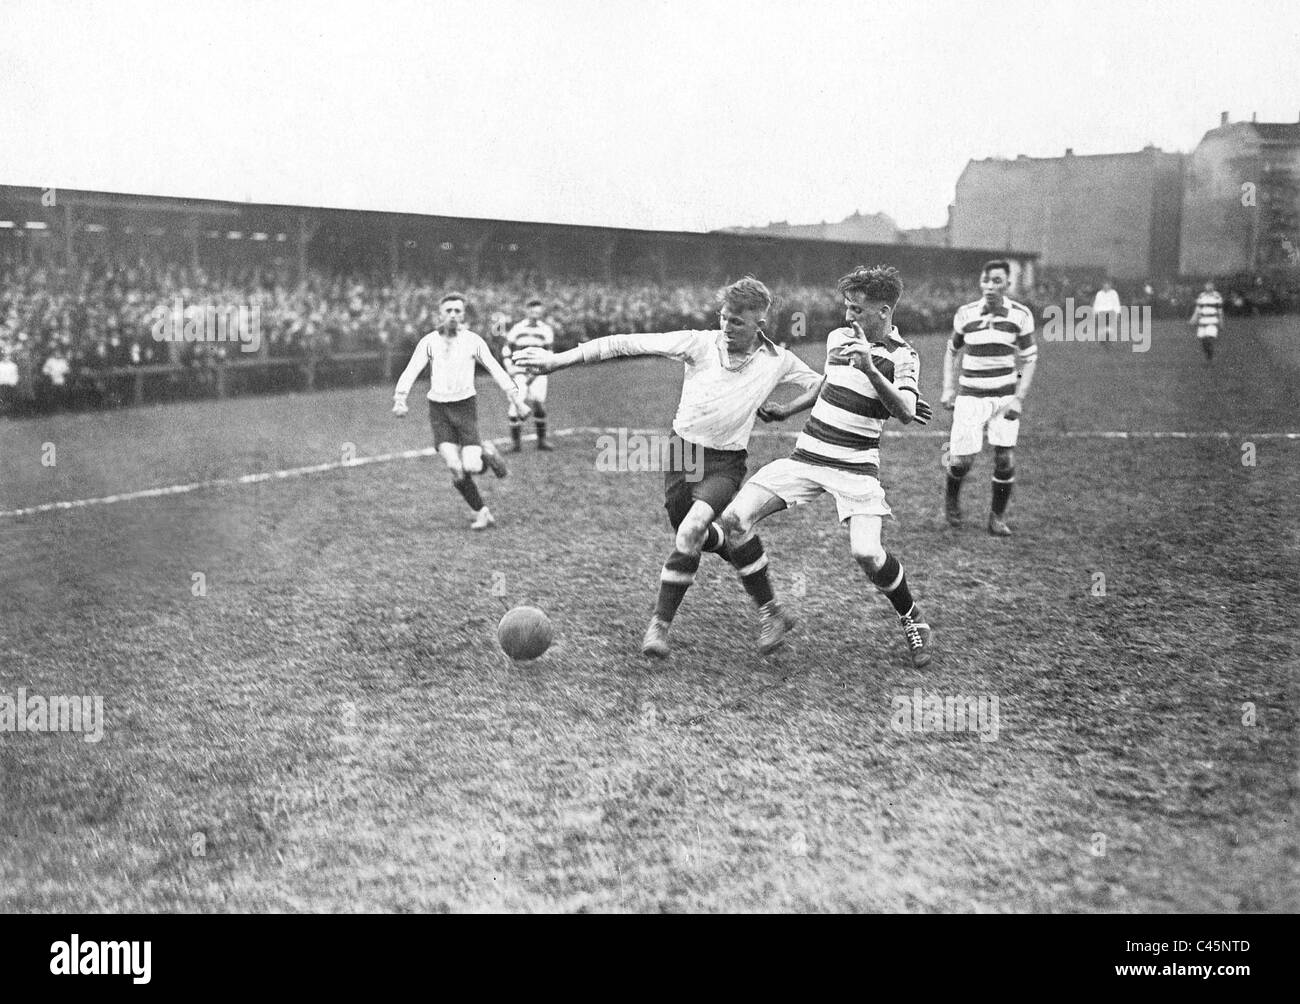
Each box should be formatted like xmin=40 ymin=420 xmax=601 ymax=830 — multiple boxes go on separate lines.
xmin=515 ymin=330 xmax=701 ymax=374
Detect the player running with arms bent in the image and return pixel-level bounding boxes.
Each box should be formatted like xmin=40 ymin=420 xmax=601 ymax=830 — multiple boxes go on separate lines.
xmin=393 ymin=293 xmax=531 ymax=530
xmin=516 ymin=277 xmax=825 ymax=658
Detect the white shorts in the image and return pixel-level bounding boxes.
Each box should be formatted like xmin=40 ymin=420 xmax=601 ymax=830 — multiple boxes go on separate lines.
xmin=747 ymin=457 xmax=892 ymax=523
xmin=1197 ymin=325 xmax=1219 ymax=339
xmin=509 ymin=372 xmax=547 ymax=412
xmin=949 ymin=394 xmax=1019 ymax=456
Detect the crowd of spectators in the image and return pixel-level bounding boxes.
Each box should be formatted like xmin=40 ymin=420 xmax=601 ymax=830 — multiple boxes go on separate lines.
xmin=3 ymin=250 xmax=1296 ymax=414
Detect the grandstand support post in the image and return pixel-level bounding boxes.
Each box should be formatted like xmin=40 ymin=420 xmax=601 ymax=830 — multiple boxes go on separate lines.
xmin=216 ymin=360 xmax=227 ymax=399
xmin=305 ymin=355 xmax=316 ymax=392
xmin=296 ymin=211 xmax=319 ymax=284
xmin=63 ymin=199 xmax=76 ymax=268
xmin=467 ymin=225 xmax=494 ymax=283
xmin=382 ymin=342 xmax=392 ymax=380
xmin=597 ymin=235 xmax=617 ymax=284
xmin=133 ymin=369 xmax=145 ymax=407
xmin=790 ymin=247 xmax=806 ymax=285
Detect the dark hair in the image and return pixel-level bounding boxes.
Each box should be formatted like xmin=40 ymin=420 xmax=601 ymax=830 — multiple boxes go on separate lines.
xmin=717 ymin=275 xmax=773 ymax=314
xmin=525 ymin=297 xmax=544 ymax=308
xmin=440 ymin=292 xmax=467 ymax=306
xmin=981 ymin=259 xmax=1011 ymax=278
xmin=836 ymin=265 xmax=903 ymax=308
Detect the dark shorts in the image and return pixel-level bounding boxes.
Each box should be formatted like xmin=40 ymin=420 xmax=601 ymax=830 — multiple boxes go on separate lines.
xmin=663 ymin=434 xmax=748 ymax=529
xmin=428 ymin=396 xmax=481 ymax=447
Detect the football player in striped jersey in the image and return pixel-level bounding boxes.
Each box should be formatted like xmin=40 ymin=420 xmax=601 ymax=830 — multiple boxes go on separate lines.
xmin=1189 ymin=280 xmax=1224 ymax=362
xmin=503 ymin=298 xmax=557 ymax=450
xmin=718 ymin=266 xmax=935 ymax=668
xmin=940 ymin=259 xmax=1038 ymax=536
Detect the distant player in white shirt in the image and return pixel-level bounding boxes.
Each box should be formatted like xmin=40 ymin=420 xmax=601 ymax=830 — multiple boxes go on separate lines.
xmin=941 ymin=259 xmax=1038 ymax=537
xmin=392 ymin=293 xmax=531 ymax=530
xmin=718 ymin=266 xmax=935 ymax=668
xmin=502 ymin=298 xmax=556 ymax=452
xmin=517 ymin=277 xmax=826 ymax=658
xmin=1190 ymin=280 xmax=1224 ymax=363
xmin=1093 ymin=279 xmax=1122 ymax=347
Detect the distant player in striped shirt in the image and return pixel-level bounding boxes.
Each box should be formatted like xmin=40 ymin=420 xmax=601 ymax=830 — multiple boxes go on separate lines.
xmin=516 ymin=277 xmax=825 ymax=658
xmin=941 ymin=259 xmax=1038 ymax=536
xmin=718 ymin=266 xmax=935 ymax=668
xmin=502 ymin=298 xmax=556 ymax=451
xmin=392 ymin=293 xmax=531 ymax=530
xmin=1190 ymin=280 xmax=1224 ymax=362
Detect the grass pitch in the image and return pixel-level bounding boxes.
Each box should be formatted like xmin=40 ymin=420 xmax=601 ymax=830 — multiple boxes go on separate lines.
xmin=1 ymin=317 xmax=1297 ymax=912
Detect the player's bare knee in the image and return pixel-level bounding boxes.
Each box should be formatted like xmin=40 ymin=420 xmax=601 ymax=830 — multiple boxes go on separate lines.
xmin=718 ymin=510 xmax=749 ymax=546
xmin=675 ymin=519 xmax=707 ymax=555
xmin=950 ymin=454 xmax=974 ymax=477
xmin=852 ymin=543 xmax=886 ymax=573
xmin=993 ymin=448 xmax=1014 ymax=475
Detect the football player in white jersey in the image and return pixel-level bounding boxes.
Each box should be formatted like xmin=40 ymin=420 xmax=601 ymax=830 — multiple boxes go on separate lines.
xmin=1189 ymin=279 xmax=1225 ymax=363
xmin=718 ymin=266 xmax=934 ymax=668
xmin=392 ymin=293 xmax=530 ymax=530
xmin=502 ymin=298 xmax=556 ymax=451
xmin=517 ymin=277 xmax=832 ymax=658
xmin=940 ymin=260 xmax=1038 ymax=536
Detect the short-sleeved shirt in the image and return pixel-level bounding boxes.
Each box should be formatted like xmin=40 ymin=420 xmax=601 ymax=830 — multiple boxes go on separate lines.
xmin=951 ymin=298 xmax=1036 ymax=398
xmin=789 ymin=326 xmax=919 ymax=479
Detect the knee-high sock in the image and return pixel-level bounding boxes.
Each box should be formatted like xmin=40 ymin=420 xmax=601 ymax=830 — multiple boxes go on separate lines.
xmin=946 ymin=465 xmax=967 ymax=504
xmin=453 ymin=474 xmax=484 ymax=512
xmin=991 ymin=466 xmax=1014 ymax=516
xmin=532 ymin=401 xmax=547 ymax=443
xmin=730 ymin=536 xmax=774 ymax=607
xmin=509 ymin=416 xmax=523 ymax=448
xmin=869 ymin=553 xmax=915 ymax=618
xmin=655 ymin=549 xmax=700 ymax=623
xmin=701 ymin=521 xmax=733 ymax=563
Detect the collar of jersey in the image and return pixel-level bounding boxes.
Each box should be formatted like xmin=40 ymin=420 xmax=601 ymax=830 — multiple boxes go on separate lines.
xmin=716 ymin=329 xmax=779 ymax=366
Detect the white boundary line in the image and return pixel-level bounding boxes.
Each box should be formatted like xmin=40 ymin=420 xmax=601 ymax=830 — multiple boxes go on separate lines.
xmin=2 ymin=425 xmax=1296 ymax=520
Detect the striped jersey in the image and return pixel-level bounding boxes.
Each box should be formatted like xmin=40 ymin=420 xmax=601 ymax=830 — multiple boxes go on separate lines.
xmin=790 ymin=326 xmax=919 ymax=478
xmin=951 ymin=297 xmax=1036 ymax=397
xmin=502 ymin=318 xmax=555 ymax=374
xmin=577 ymin=329 xmax=822 ymax=451
xmin=394 ymin=328 xmax=515 ymax=403
xmin=1194 ymin=290 xmax=1224 ymax=333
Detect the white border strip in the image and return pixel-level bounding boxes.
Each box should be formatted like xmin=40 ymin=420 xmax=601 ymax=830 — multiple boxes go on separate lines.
xmin=2 ymin=425 xmax=1296 ymax=520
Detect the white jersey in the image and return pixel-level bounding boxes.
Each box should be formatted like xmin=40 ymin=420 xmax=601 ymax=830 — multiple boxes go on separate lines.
xmin=394 ymin=328 xmax=515 ymax=403
xmin=577 ymin=329 xmax=822 ymax=451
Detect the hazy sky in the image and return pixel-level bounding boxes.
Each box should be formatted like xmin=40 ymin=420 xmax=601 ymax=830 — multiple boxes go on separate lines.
xmin=1 ymin=0 xmax=1296 ymax=231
